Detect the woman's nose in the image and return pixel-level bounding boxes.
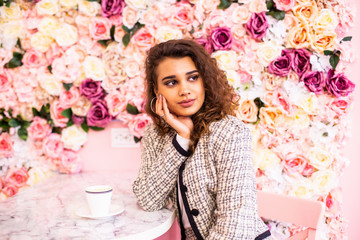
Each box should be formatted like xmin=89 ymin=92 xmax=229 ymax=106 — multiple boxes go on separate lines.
xmin=179 ymin=82 xmax=191 ymax=96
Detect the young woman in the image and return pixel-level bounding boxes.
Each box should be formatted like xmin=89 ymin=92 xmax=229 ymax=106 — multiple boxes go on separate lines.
xmin=133 ymin=39 xmax=271 ymax=240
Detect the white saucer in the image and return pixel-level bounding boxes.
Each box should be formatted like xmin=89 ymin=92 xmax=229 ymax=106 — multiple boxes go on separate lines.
xmin=76 ymin=203 xmax=125 ymax=219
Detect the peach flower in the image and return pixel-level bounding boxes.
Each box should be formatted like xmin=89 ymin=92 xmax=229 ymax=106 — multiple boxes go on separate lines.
xmin=231 ymin=5 xmax=251 ymax=24
xmin=261 ymin=72 xmax=285 ymax=91
xmin=2 ymin=184 xmax=18 ymax=197
xmin=122 ymin=6 xmax=139 ymax=29
xmin=5 ymin=168 xmax=29 ymax=188
xmin=249 ymin=0 xmax=267 ymax=13
xmin=236 ymin=98 xmax=259 ymax=123
xmin=310 ymin=30 xmax=336 ymax=53
xmin=286 ymin=22 xmax=311 ymax=49
xmin=292 ymin=1 xmax=318 ymax=23
xmin=259 ymin=107 xmax=286 ymax=130
xmin=28 ymin=116 xmax=51 ymax=140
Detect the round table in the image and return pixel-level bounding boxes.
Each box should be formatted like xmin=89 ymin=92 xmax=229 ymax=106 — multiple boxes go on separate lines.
xmin=0 ymin=171 xmax=175 ymax=240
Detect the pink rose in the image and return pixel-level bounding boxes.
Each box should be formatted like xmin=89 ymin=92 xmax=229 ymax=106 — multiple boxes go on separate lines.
xmin=131 ymin=27 xmax=155 ymax=52
xmin=5 ymin=168 xmax=29 ymax=188
xmin=22 ymin=49 xmax=47 ymax=68
xmin=328 ymin=97 xmax=351 ymax=115
xmin=273 ymin=89 xmax=293 ymax=115
xmin=302 ymin=163 xmax=315 ymax=177
xmin=89 ymin=17 xmax=112 ymax=40
xmin=0 ymin=176 xmax=4 ymax=190
xmin=105 ymin=91 xmax=127 ymax=116
xmin=2 ymin=183 xmax=18 ymax=197
xmin=50 ymin=99 xmax=69 ymax=128
xmin=45 ymin=43 xmax=65 ymax=65
xmin=42 ymin=133 xmax=64 ymax=159
xmin=59 ymin=150 xmax=82 ymax=174
xmin=0 ymin=69 xmax=12 ymax=93
xmin=283 ymin=153 xmax=307 ymax=176
xmin=273 ymin=0 xmax=296 ymax=11
xmin=0 ymin=132 xmax=13 ymax=158
xmin=52 ymin=51 xmax=81 ymax=84
xmin=170 ymin=3 xmax=194 ymax=29
xmin=238 ymin=70 xmax=252 ymax=83
xmin=28 ymin=116 xmax=51 ymax=140
xmin=109 ymin=14 xmax=123 ymax=26
xmin=59 ymin=87 xmax=80 ymax=108
xmin=128 ymin=113 xmax=152 ymax=138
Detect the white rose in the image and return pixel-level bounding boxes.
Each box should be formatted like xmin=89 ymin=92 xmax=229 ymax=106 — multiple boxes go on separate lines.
xmin=55 ymin=23 xmax=78 ymax=47
xmin=30 ymin=32 xmax=54 ymax=52
xmin=225 ymin=70 xmax=241 ymax=89
xmin=299 ymin=92 xmax=319 ymax=114
xmin=211 ymin=50 xmax=238 ymax=71
xmin=291 ymin=108 xmax=310 ymax=130
xmin=310 ymin=170 xmax=337 ymax=195
xmin=27 ymin=167 xmax=52 ymax=186
xmin=254 ymin=147 xmax=281 ymax=170
xmin=61 ymin=125 xmax=88 ymax=151
xmin=83 ymin=56 xmax=106 ymax=81
xmin=307 ymin=146 xmax=334 ymax=170
xmin=0 ymin=2 xmax=22 ymax=20
xmin=38 ymin=17 xmax=60 ymax=38
xmin=256 ymin=41 xmax=283 ymax=67
xmin=125 ymin=0 xmax=148 ymax=10
xmin=36 ymin=0 xmax=60 ymax=16
xmin=155 ymin=26 xmax=183 ymax=43
xmin=40 ymin=74 xmax=63 ymax=96
xmin=288 ymin=178 xmax=315 ymax=199
xmin=1 ymin=20 xmax=24 ymax=39
xmin=313 ymin=9 xmax=338 ymax=31
xmin=231 ymin=4 xmax=251 ymax=24
xmin=124 ymin=59 xmax=140 ymax=78
xmin=59 ymin=0 xmax=79 ymax=9
xmin=78 ymin=0 xmax=100 ymax=17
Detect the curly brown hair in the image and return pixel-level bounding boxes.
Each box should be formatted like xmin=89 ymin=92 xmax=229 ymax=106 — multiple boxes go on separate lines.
xmin=144 ymin=39 xmax=239 ymax=153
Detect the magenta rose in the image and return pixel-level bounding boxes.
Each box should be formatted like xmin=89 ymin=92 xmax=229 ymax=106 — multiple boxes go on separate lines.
xmin=326 ymin=70 xmax=355 ymax=97
xmin=301 ymin=71 xmax=325 ymax=94
xmin=87 ymin=100 xmax=111 ymax=128
xmin=292 ymin=49 xmax=311 ymax=76
xmin=101 ymin=0 xmax=125 ymax=18
xmin=80 ymin=78 xmax=104 ymax=103
xmin=210 ymin=27 xmax=233 ymax=51
xmin=268 ymin=50 xmax=292 ymax=77
xmin=245 ymin=12 xmax=269 ymax=40
xmin=72 ymin=115 xmax=85 ymax=125
xmin=196 ymin=38 xmax=213 ymax=53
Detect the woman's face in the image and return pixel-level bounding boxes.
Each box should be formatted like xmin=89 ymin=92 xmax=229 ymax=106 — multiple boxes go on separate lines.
xmin=155 ymin=56 xmax=205 ymax=117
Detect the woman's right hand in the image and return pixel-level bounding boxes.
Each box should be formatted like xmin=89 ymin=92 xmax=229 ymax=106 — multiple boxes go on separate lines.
xmin=156 ymin=95 xmax=193 ymax=139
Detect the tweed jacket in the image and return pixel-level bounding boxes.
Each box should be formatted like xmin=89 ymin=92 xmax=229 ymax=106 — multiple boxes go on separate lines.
xmin=133 ymin=115 xmax=271 ymax=240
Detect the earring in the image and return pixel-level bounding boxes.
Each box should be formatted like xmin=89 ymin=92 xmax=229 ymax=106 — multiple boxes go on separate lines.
xmin=150 ymin=97 xmax=157 ymax=113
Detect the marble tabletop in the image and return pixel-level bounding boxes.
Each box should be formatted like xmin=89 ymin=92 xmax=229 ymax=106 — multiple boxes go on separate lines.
xmin=0 ymin=171 xmax=175 ymax=240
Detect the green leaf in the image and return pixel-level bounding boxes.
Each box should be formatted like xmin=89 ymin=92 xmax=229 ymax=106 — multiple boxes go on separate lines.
xmin=47 ymin=65 xmax=52 ymax=73
xmin=6 ymin=0 xmax=11 ymax=7
xmin=254 ymin=97 xmax=265 ymax=109
xmin=122 ymin=33 xmax=131 ymax=47
xmin=266 ymin=0 xmax=275 ymax=10
xmin=63 ymin=83 xmax=73 ymax=91
xmin=52 ymin=127 xmax=62 ymax=134
xmin=4 ymin=52 xmax=23 ymax=69
xmin=8 ymin=119 xmax=20 ymax=127
xmin=89 ymin=126 xmax=105 ymax=131
xmin=266 ymin=9 xmax=285 ymax=20
xmin=131 ymin=22 xmax=145 ymax=36
xmin=66 ymin=120 xmax=74 ymax=127
xmin=0 ymin=0 xmax=3 ymax=7
xmin=61 ymin=108 xmax=72 ymax=119
xmin=110 ymin=25 xmax=115 ymax=41
xmin=81 ymin=122 xmax=89 ymax=133
xmin=22 ymin=121 xmax=30 ymax=128
xmin=40 ymin=105 xmax=47 ymax=117
xmin=217 ymin=0 xmax=231 ymax=9
xmin=18 ymin=127 xmax=28 ymax=141
xmin=134 ymin=136 xmax=142 ymax=143
xmin=341 ymin=36 xmax=352 ymax=42
xmin=126 ymin=103 xmax=139 ymax=115
xmin=32 ymin=107 xmax=40 ymax=117
xmin=97 ymin=39 xmax=108 ymax=47
xmin=329 ymin=54 xmax=340 ymax=70
xmin=323 ymin=50 xmax=333 ymax=56
xmin=16 ymin=38 xmax=22 ymax=50
xmin=121 ymin=25 xmax=131 ymax=33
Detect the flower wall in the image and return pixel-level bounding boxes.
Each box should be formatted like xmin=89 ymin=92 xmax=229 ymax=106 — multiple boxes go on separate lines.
xmin=0 ymin=0 xmax=356 ymax=238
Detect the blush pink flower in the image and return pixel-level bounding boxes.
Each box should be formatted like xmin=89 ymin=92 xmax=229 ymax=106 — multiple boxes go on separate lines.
xmin=45 ymin=43 xmax=65 ymax=65
xmin=0 ymin=48 xmax=12 ymax=67
xmin=5 ymin=168 xmax=29 ymax=188
xmin=170 ymin=2 xmax=194 ymax=29
xmin=2 ymin=183 xmax=18 ymax=197
xmin=59 ymin=150 xmax=82 ymax=174
xmin=0 ymin=69 xmax=12 ymax=93
xmin=50 ymin=99 xmax=69 ymax=128
xmin=328 ymin=97 xmax=351 ymax=115
xmin=51 ymin=52 xmax=81 ymax=84
xmin=131 ymin=27 xmax=155 ymax=52
xmin=105 ymin=91 xmax=127 ymax=117
xmin=273 ymin=0 xmax=296 ymax=11
xmin=59 ymin=87 xmax=81 ymax=108
xmin=128 ymin=113 xmax=152 ymax=138
xmin=283 ymin=153 xmax=307 ymax=176
xmin=89 ymin=17 xmax=112 ymax=40
xmin=42 ymin=133 xmax=64 ymax=159
xmin=0 ymin=132 xmax=13 ymax=158
xmin=28 ymin=116 xmax=51 ymax=140
xmin=22 ymin=49 xmax=47 ymax=68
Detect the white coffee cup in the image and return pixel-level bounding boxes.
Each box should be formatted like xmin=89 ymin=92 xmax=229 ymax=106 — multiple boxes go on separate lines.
xmin=85 ymin=185 xmax=113 ymax=217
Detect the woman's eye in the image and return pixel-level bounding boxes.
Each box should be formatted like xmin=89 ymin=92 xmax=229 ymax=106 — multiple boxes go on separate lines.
xmin=165 ymin=80 xmax=176 ymax=86
xmin=189 ymin=75 xmax=199 ymax=81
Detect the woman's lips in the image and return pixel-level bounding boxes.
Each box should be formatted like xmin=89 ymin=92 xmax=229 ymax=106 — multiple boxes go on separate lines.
xmin=178 ymin=99 xmax=195 ymax=108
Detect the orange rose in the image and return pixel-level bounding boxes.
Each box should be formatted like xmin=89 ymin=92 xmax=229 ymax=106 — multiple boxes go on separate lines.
xmin=236 ymin=98 xmax=259 ymax=123
xmin=286 ymin=22 xmax=311 ymax=49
